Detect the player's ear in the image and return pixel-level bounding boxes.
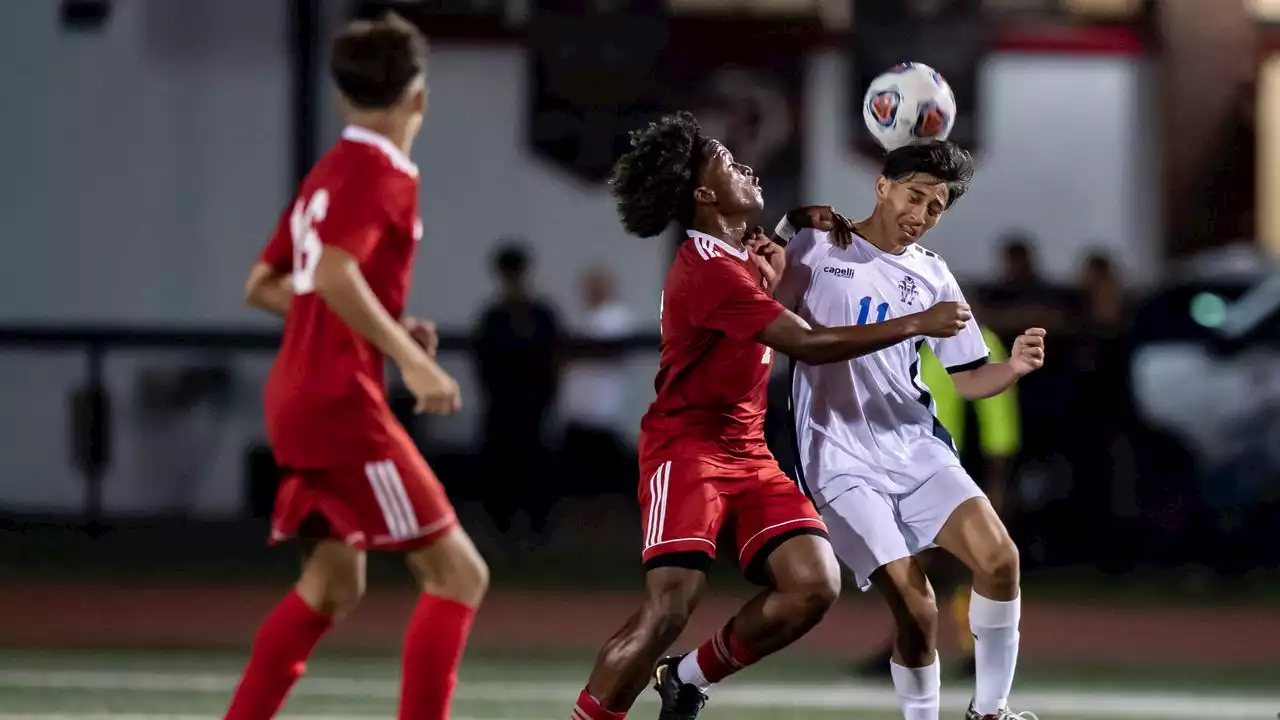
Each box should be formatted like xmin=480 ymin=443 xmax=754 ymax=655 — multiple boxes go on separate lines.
xmin=692 ymin=185 xmax=716 ymax=205
xmin=874 ymin=176 xmax=892 ymax=202
xmin=411 ymin=84 xmax=427 ymax=115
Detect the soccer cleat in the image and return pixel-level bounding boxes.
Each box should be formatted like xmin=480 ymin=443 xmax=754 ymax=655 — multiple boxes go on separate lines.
xmin=652 ymin=655 xmax=707 ymax=720
xmin=965 ymin=700 xmax=1039 ymax=720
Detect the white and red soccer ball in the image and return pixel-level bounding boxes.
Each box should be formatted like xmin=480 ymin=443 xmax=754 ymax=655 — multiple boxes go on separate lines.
xmin=862 ymin=62 xmax=957 ymax=152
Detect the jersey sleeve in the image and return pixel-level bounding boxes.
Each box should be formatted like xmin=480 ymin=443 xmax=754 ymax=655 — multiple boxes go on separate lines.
xmin=927 ymin=275 xmax=990 ymax=373
xmin=316 ymin=170 xmax=397 ymax=263
xmin=690 ymin=259 xmax=786 ymax=341
xmin=774 ymin=228 xmax=829 ymax=312
xmin=259 ymin=204 xmax=293 ymax=272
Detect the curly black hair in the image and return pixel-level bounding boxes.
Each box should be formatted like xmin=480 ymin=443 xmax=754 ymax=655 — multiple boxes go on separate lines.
xmin=882 ymin=140 xmax=975 ymax=209
xmin=608 ymin=111 xmax=706 ymax=238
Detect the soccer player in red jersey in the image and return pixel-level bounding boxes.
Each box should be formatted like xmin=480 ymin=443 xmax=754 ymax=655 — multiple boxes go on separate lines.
xmin=569 ymin=112 xmax=974 ymax=720
xmin=228 ymin=14 xmax=487 ymax=720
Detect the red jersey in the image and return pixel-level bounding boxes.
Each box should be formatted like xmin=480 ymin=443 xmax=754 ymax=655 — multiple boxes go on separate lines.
xmin=259 ymin=126 xmax=422 ymax=469
xmin=638 ymin=231 xmax=786 ymax=464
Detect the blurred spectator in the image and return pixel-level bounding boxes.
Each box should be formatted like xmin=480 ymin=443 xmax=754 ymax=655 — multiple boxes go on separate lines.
xmin=473 ymin=240 xmax=562 ymax=540
xmin=979 ymin=233 xmax=1070 ymax=341
xmin=1069 ymin=250 xmax=1139 ymax=570
xmin=558 ymin=266 xmax=636 ymax=496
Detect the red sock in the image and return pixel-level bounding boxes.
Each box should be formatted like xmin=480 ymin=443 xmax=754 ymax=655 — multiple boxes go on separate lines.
xmin=572 ymin=687 xmax=627 ymax=720
xmin=397 ymin=593 xmax=477 ymax=720
xmin=224 ymin=590 xmax=332 ymax=720
xmin=693 ymin=623 xmax=762 ymax=684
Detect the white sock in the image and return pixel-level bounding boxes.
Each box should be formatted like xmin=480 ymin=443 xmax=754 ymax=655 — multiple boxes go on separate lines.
xmin=890 ymin=653 xmax=941 ymax=720
xmin=969 ymin=590 xmax=1021 ymax=716
xmin=676 ymin=650 xmax=713 ymax=693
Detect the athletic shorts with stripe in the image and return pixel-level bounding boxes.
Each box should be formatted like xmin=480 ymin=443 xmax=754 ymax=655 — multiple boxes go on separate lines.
xmin=639 ymin=457 xmax=828 ymax=585
xmin=269 ymin=439 xmax=457 ymax=552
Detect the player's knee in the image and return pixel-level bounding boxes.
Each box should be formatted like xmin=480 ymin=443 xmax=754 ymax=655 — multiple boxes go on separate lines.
xmin=406 ymin=528 xmax=489 ymax=607
xmin=646 ymin=592 xmax=696 ymax=641
xmin=770 ymin=539 xmax=841 ymax=621
xmin=791 ymin=572 xmax=841 ymax=622
xmin=972 ymin=539 xmax=1020 ymax=590
xmin=298 ymin=567 xmax=365 ymax=619
xmin=297 ymin=541 xmax=366 ymax=619
xmin=900 ymin=595 xmax=939 ymax=646
xmin=642 ymin=570 xmax=703 ymax=642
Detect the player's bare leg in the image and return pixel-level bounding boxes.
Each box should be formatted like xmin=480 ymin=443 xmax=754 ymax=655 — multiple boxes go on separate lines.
xmin=699 ymin=534 xmax=840 ymax=662
xmin=399 ymin=526 xmax=489 ymax=720
xmin=870 ymin=557 xmax=942 ymax=720
xmin=574 ymin=567 xmax=707 ymax=719
xmin=225 ymin=540 xmax=365 ymax=719
xmin=659 ymin=535 xmax=840 ymax=718
xmin=934 ymin=497 xmax=1024 ymax=719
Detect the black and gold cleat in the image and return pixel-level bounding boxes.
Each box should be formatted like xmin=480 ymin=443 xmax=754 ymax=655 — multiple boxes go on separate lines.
xmin=652 ymin=655 xmax=707 ymax=720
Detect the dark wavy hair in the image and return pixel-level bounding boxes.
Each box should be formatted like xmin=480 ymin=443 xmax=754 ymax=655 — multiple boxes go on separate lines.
xmin=881 ymin=140 xmax=975 ymax=209
xmin=608 ymin=111 xmax=707 ymax=238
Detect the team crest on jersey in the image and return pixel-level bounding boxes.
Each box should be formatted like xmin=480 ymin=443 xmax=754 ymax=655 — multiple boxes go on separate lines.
xmin=898 ymin=276 xmax=919 ymax=305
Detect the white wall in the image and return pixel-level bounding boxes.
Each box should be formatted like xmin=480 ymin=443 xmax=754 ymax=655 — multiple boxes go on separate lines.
xmin=0 ymin=2 xmax=1159 ymax=512
xmin=0 ymin=0 xmax=291 ymax=324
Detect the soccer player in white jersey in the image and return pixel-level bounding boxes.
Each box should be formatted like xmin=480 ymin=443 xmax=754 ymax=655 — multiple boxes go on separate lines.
xmin=772 ymin=141 xmax=1045 ymax=720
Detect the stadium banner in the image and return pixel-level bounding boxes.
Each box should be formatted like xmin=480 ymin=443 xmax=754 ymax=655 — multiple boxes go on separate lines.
xmin=526 ymin=0 xmax=671 ymax=182
xmin=527 ymin=12 xmax=807 ymax=228
xmin=851 ymin=0 xmax=989 ymax=158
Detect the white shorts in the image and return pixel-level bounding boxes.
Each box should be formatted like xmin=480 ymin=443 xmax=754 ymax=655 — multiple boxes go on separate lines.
xmin=820 ymin=465 xmax=984 ymax=591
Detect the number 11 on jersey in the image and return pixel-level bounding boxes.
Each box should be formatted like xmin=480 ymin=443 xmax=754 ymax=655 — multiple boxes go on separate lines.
xmin=857 ymin=296 xmax=889 ymax=325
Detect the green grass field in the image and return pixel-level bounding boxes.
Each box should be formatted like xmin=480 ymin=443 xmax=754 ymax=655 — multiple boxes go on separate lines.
xmin=0 ymin=649 xmax=1276 ymax=719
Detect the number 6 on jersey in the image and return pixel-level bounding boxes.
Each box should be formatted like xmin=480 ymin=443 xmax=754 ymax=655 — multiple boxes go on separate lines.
xmin=289 ymin=189 xmax=329 ymax=294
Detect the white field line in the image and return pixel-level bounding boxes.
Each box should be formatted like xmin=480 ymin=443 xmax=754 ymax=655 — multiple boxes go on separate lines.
xmin=0 ymin=669 xmax=1274 ymax=719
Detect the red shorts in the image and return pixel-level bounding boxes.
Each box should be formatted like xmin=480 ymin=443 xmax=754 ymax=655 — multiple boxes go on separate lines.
xmin=269 ymin=440 xmax=457 ymax=552
xmin=638 ymin=457 xmax=826 ymax=584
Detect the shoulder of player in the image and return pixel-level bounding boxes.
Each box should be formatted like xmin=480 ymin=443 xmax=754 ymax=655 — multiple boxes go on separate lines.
xmin=338 ymin=127 xmax=420 ymax=180
xmin=912 ymin=243 xmax=947 ymax=265
xmin=907 ymin=244 xmax=955 ymax=279
xmin=790 ymin=227 xmax=831 ymax=248
xmin=676 ymin=237 xmax=753 ymax=274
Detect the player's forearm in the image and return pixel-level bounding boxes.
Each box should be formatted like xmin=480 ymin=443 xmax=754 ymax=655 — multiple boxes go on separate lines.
xmin=952 ymin=361 xmax=1019 ymax=400
xmin=801 ymin=317 xmax=925 ymax=364
xmin=247 ymin=278 xmax=292 ymax=318
xmin=313 ymin=251 xmax=429 ymax=368
xmin=760 ymin=310 xmax=922 ymax=365
xmin=244 ymin=263 xmax=292 ymax=319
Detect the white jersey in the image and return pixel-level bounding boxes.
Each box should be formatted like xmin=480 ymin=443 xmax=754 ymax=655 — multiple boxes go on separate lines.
xmin=775 ymin=228 xmax=990 ymax=504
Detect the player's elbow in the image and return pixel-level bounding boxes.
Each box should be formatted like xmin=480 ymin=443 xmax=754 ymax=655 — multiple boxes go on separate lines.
xmin=243 ymin=265 xmax=280 ymax=309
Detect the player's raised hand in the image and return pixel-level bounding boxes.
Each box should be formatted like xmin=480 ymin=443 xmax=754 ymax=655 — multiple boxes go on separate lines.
xmin=402 ymin=359 xmax=462 ymax=415
xmin=1010 ymin=327 xmax=1046 ymax=375
xmin=745 ymin=225 xmax=785 ymax=291
xmin=402 ymin=316 xmax=439 ymax=357
xmin=916 ymin=301 xmax=972 ymax=338
xmin=789 ymin=206 xmax=856 ymax=249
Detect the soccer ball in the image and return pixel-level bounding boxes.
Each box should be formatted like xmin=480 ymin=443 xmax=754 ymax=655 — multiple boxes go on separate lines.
xmin=862 ymin=62 xmax=957 ymax=152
